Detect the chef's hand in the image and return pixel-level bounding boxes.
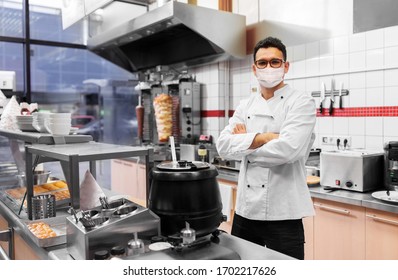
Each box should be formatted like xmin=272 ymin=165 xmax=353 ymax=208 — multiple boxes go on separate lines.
xmin=249 ymin=132 xmax=279 ymax=149
xmin=232 ymin=123 xmax=247 ymax=134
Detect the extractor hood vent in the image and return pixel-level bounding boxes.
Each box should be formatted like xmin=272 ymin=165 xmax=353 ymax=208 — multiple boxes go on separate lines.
xmin=87 ymin=1 xmax=246 ymax=72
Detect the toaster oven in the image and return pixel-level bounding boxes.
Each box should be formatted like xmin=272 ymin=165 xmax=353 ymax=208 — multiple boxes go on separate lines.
xmin=320 ymin=150 xmax=384 ymax=192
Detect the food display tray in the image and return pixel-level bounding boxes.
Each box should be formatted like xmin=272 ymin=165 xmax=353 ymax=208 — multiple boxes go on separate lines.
xmin=2 ymin=183 xmax=71 ymax=210
xmin=23 ymin=216 xmax=67 ymax=247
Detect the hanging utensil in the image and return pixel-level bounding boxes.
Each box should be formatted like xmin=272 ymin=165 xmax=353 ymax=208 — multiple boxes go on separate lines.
xmin=79 ymin=217 xmax=96 ymax=229
xmin=99 ymin=196 xmax=110 ymax=209
xmin=136 ymin=93 xmax=144 ymax=142
xmin=329 ymin=79 xmax=335 ymax=115
xmin=319 ymin=82 xmax=326 ymax=114
xmin=169 ymin=136 xmax=178 ymax=167
xmin=18 ymin=191 xmax=27 ymax=215
xmin=339 ymin=82 xmax=344 ymax=109
xmin=70 ymin=207 xmax=79 ymax=223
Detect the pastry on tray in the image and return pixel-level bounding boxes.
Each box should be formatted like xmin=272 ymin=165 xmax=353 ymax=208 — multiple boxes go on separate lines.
xmin=27 ymin=222 xmax=57 ymax=239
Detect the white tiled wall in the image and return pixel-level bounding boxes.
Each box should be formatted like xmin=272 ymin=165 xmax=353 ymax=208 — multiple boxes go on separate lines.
xmin=237 ymin=25 xmax=398 ymax=150
xmin=191 ymin=25 xmax=398 ymax=150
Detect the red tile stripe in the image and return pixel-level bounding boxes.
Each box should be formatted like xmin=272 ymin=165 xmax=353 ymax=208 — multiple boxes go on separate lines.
xmin=201 ymin=107 xmax=398 ymax=118
xmin=201 ymin=110 xmax=226 ymax=117
xmin=316 ymin=106 xmax=398 ymax=117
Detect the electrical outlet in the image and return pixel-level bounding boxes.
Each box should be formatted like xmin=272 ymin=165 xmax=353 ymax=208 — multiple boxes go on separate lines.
xmin=321 ymin=135 xmax=351 ymax=149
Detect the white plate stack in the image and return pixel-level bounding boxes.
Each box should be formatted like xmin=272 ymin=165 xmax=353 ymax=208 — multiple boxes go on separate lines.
xmin=15 ymin=115 xmax=37 ymax=132
xmin=32 ymin=112 xmax=50 ymax=133
xmin=45 ymin=113 xmax=72 ymax=136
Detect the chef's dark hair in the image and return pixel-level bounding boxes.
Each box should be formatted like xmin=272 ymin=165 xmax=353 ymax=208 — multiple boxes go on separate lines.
xmin=253 ymin=37 xmax=287 ymax=61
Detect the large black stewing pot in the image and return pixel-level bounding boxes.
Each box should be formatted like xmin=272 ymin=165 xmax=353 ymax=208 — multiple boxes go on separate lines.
xmin=149 ymin=161 xmax=224 ymax=238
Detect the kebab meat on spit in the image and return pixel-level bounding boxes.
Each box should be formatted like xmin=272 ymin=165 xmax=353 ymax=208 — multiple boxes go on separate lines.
xmin=153 ymin=93 xmax=173 ymax=142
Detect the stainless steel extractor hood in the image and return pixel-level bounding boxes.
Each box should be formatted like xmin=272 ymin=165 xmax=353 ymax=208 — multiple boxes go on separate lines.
xmin=87 ymin=1 xmax=246 ymax=72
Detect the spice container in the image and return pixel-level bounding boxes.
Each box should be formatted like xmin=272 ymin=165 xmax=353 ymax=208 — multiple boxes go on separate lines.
xmin=93 ymin=250 xmax=110 ymax=260
xmin=110 ymin=245 xmax=126 ymax=259
xmin=180 ymin=222 xmax=196 ymax=244
xmin=127 ymin=232 xmax=145 ymax=256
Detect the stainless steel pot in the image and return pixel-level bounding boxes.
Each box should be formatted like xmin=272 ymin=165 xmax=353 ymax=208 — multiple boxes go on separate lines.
xmin=149 ymin=161 xmax=224 ymax=237
xmin=16 ymin=170 xmax=51 ymax=186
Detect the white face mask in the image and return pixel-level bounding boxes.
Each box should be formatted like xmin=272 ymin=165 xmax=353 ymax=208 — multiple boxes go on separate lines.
xmin=255 ymin=67 xmax=285 ymax=88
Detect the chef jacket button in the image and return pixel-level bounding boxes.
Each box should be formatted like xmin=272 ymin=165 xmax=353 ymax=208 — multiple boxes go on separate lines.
xmin=248 ymin=116 xmax=250 ymax=119
xmin=262 ymin=185 xmax=264 ymax=188
xmin=247 ymin=185 xmax=250 ymax=188
xmin=248 ymin=160 xmax=251 ymax=163
xmin=281 ymin=96 xmax=284 ymax=99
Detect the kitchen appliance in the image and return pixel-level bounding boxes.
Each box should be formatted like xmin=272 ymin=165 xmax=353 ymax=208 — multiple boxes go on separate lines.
xmin=87 ymin=1 xmax=246 ymax=72
xmin=149 ymin=161 xmax=225 ymax=237
xmin=212 ymin=156 xmax=241 ymax=171
xmin=179 ymin=81 xmax=201 ymax=143
xmin=320 ymin=150 xmax=384 ymax=192
xmin=66 ymin=198 xmax=160 ymax=260
xmin=384 ymin=141 xmax=398 ymax=191
xmin=141 ymin=80 xmax=200 ymax=145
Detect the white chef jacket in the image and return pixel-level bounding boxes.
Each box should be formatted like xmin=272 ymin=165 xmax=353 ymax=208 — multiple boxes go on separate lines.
xmin=216 ymin=84 xmax=316 ymax=220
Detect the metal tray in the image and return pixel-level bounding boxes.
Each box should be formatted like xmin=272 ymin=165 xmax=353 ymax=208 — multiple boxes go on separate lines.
xmin=2 ymin=185 xmax=71 ymax=210
xmin=23 ymin=216 xmax=67 ymax=247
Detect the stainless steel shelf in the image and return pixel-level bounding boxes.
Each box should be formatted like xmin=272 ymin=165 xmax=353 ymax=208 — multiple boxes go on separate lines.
xmin=25 ymin=143 xmax=153 ymax=219
xmin=0 ymin=129 xmax=92 ymax=144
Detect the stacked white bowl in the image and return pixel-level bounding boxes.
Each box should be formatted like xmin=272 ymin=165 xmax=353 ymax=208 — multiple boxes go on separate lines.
xmin=15 ymin=115 xmax=36 ymax=131
xmin=45 ymin=113 xmax=72 ymax=135
xmin=32 ymin=112 xmax=50 ymax=133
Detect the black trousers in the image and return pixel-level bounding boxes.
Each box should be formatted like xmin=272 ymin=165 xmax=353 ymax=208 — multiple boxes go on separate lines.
xmin=231 ymin=213 xmax=305 ymax=260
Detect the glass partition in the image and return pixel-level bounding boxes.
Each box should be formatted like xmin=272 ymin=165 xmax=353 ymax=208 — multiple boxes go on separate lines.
xmin=0 ymin=0 xmax=23 ymax=38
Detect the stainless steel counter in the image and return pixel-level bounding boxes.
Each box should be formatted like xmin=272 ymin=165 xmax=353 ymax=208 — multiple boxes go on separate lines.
xmin=0 ymin=188 xmax=293 ymax=260
xmin=46 ymin=233 xmax=293 ymax=260
xmin=217 ymin=170 xmax=398 ymax=214
xmin=2 ymin=167 xmax=397 ymax=260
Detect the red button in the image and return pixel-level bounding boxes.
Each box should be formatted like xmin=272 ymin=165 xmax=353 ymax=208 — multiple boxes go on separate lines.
xmin=335 ymin=180 xmax=340 ymax=186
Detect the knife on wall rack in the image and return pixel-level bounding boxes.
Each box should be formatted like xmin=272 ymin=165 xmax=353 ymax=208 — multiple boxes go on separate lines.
xmin=329 ymin=79 xmax=335 ymax=115
xmin=339 ymin=82 xmax=343 ymax=109
xmin=319 ymin=82 xmax=326 ymax=114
